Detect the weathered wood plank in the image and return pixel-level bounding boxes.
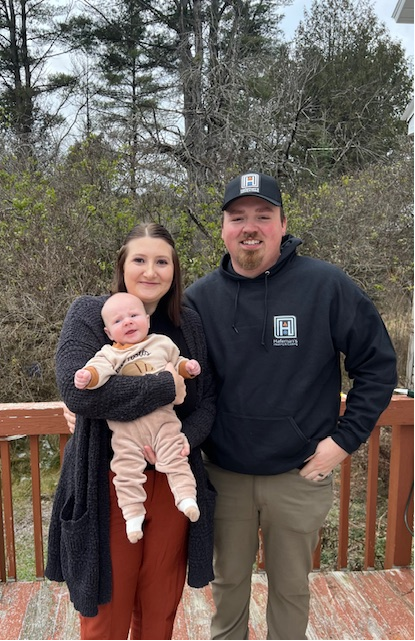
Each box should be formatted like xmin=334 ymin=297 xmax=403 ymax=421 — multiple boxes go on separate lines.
xmin=307 ymin=569 xmax=414 ymax=640
xmin=0 ymin=569 xmax=413 ymax=640
xmin=0 ymin=581 xmax=79 ymax=641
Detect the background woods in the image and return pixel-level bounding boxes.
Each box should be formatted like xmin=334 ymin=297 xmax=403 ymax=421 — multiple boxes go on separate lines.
xmin=0 ymin=0 xmax=413 ymax=404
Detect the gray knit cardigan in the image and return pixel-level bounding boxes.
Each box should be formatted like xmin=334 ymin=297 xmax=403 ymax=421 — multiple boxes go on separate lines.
xmin=45 ymin=295 xmax=216 ymax=617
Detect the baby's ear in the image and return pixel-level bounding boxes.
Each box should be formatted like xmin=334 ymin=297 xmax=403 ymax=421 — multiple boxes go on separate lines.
xmin=104 ymin=327 xmax=112 ymax=340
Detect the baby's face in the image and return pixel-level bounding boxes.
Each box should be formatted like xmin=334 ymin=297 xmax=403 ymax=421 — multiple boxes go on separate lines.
xmin=103 ymin=295 xmax=149 ymax=344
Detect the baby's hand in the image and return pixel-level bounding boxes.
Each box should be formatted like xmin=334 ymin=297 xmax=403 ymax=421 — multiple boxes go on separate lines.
xmin=74 ymin=368 xmax=92 ymax=389
xmin=186 ymin=359 xmax=201 ymax=377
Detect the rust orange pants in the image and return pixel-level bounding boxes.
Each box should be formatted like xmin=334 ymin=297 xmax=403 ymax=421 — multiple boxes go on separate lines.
xmin=80 ymin=470 xmax=189 ymax=640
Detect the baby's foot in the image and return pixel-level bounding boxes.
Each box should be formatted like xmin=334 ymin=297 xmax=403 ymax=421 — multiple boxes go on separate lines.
xmin=185 ymin=506 xmax=200 ymax=522
xmin=126 ymin=515 xmax=145 ymax=543
xmin=128 ymin=530 xmax=143 ymax=544
xmin=178 ymin=498 xmax=200 ymax=522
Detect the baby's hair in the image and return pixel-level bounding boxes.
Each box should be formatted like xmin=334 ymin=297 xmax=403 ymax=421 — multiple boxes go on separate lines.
xmin=101 ymin=292 xmax=146 ymax=325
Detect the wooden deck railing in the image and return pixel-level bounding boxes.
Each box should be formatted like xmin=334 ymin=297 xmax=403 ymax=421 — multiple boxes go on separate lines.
xmin=0 ymin=402 xmax=70 ymax=581
xmin=0 ymin=396 xmax=414 ymax=583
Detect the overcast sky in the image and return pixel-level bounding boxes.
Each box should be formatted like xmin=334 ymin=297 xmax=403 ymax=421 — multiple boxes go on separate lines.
xmin=278 ymin=0 xmax=414 ymax=60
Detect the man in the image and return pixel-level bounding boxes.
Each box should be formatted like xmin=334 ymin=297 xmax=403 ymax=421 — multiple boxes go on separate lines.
xmin=185 ymin=171 xmax=397 ymax=640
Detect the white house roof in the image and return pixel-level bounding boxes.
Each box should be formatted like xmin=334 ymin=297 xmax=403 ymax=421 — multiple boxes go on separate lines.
xmin=401 ymin=97 xmax=414 ymax=135
xmin=392 ymin=0 xmax=414 ymax=23
xmin=393 ymin=1 xmax=414 ymax=135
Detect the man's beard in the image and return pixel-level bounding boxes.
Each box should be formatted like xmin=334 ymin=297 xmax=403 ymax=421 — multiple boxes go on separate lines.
xmin=234 ymin=246 xmax=264 ymax=272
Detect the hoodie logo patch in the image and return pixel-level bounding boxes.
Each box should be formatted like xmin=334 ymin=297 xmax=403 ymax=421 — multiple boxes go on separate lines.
xmin=273 ymin=316 xmax=298 ymax=346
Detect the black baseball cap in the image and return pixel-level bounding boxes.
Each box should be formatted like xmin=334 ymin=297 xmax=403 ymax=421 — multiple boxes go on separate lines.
xmin=222 ymin=172 xmax=283 ymax=210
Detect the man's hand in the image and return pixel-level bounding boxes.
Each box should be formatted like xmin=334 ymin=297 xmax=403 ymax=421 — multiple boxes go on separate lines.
xmin=165 ymin=362 xmax=186 ymax=405
xmin=62 ymin=403 xmax=77 ymax=434
xmin=300 ymin=436 xmax=349 ymax=482
xmin=143 ymin=434 xmax=190 ymax=465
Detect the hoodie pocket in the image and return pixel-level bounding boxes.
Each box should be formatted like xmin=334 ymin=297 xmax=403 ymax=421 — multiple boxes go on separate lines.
xmin=210 ymin=411 xmax=310 ymax=474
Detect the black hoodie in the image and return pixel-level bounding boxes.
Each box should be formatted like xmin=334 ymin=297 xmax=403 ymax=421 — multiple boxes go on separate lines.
xmin=185 ymin=235 xmax=397 ymax=475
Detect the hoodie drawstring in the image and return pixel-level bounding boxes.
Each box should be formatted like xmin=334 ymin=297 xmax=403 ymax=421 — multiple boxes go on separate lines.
xmin=232 ymin=282 xmax=240 ymax=333
xmin=231 ymin=273 xmax=270 ymax=349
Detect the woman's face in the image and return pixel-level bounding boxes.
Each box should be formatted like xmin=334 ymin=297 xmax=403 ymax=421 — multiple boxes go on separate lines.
xmin=123 ymin=236 xmax=174 ymax=314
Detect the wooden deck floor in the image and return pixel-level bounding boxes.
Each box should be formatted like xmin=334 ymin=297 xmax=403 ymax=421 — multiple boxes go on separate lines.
xmin=0 ymin=569 xmax=413 ymax=640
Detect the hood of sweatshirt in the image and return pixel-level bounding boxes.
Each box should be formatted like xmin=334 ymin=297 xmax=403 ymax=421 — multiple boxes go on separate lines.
xmin=218 ymin=234 xmax=303 ymax=346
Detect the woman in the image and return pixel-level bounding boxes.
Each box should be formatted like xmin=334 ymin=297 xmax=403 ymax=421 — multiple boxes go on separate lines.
xmin=45 ymin=223 xmax=216 ymax=640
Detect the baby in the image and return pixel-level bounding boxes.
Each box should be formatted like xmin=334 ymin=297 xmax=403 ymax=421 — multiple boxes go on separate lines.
xmin=74 ymin=292 xmax=201 ymax=543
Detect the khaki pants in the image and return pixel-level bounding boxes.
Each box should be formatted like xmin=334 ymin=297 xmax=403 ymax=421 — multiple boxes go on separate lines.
xmin=204 ymin=461 xmax=333 ymax=640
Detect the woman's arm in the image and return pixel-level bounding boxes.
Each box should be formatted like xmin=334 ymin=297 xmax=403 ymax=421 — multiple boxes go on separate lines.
xmin=179 ymin=308 xmax=216 ymax=450
xmin=57 ymin=296 xmax=176 ymax=422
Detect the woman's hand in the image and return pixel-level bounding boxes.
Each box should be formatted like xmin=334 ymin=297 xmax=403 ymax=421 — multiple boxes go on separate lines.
xmin=62 ymin=403 xmax=77 ymax=434
xmin=143 ymin=434 xmax=190 ymax=465
xmin=179 ymin=434 xmax=190 ymax=457
xmin=165 ymin=362 xmax=186 ymax=405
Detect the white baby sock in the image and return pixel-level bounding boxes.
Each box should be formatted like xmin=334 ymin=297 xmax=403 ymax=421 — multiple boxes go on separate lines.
xmin=126 ymin=515 xmax=145 ymax=543
xmin=178 ymin=498 xmax=200 ymax=522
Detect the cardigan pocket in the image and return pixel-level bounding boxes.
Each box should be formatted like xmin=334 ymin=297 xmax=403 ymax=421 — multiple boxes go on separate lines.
xmin=60 ymin=495 xmax=100 ymax=617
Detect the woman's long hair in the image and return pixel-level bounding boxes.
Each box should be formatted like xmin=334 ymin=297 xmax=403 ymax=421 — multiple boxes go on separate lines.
xmin=113 ymin=223 xmax=183 ymax=326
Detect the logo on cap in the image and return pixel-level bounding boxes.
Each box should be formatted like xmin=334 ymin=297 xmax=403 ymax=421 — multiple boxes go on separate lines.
xmin=240 ymin=173 xmax=260 ymax=194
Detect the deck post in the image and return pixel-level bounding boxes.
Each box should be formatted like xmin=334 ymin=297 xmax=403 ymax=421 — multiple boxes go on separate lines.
xmin=0 ymin=438 xmax=17 ymax=579
xmin=384 ymin=423 xmax=414 ymax=568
